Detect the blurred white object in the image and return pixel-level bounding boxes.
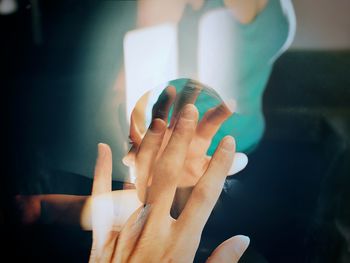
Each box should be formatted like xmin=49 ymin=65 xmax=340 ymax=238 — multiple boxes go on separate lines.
xmin=0 ymin=0 xmax=17 ymax=15
xmin=229 ymin=152 xmax=248 ymax=175
xmin=197 ymin=9 xmax=240 ymax=110
xmin=123 ymin=23 xmax=178 ymax=122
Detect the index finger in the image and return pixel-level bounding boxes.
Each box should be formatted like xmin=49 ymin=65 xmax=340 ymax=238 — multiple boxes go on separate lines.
xmin=92 ymin=143 xmax=112 ymax=196
xmin=177 ymin=136 xmax=235 ymax=234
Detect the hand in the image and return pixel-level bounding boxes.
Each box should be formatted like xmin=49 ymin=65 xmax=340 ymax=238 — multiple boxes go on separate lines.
xmin=123 ymin=83 xmax=248 ymax=204
xmin=89 ymin=104 xmax=249 ymax=262
xmin=88 ymin=145 xmax=142 ymax=261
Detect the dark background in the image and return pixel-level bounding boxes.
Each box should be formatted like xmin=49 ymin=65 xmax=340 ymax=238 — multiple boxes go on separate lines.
xmin=1 ymin=1 xmax=350 ymax=262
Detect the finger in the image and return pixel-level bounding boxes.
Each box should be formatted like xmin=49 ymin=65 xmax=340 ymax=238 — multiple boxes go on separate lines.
xmin=122 ymin=108 xmax=146 ymax=167
xmin=178 ymin=136 xmax=235 ymax=234
xmin=113 ymin=205 xmax=152 ymax=262
xmin=196 ymin=102 xmax=233 ymax=141
xmin=92 ymin=143 xmax=112 ymax=196
xmin=90 ymin=193 xmax=115 ymax=261
xmin=206 ymin=235 xmax=250 ymax=263
xmin=88 ymin=190 xmax=142 ymax=261
xmin=135 ymin=118 xmax=167 ymax=202
xmin=227 ymin=152 xmax=248 ymax=175
xmin=169 ymin=80 xmax=202 ymax=128
xmin=147 ymin=104 xmax=198 ymax=211
xmin=89 ymin=230 xmax=119 ymax=263
xmin=129 ymin=110 xmax=143 ymax=147
xmin=152 ymin=85 xmax=176 ymax=121
xmin=122 ymin=145 xmax=137 ymax=167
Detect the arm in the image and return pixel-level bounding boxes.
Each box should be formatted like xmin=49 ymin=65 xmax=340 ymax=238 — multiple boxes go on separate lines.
xmin=15 ymin=190 xmax=141 ymax=230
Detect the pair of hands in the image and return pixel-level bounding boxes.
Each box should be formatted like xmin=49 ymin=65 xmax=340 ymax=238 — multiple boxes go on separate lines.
xmin=14 ymin=84 xmax=250 ymax=262
xmin=89 ymin=85 xmax=249 ymax=262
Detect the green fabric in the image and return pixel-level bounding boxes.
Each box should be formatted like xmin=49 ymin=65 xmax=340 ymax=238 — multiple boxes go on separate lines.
xmin=169 ymin=0 xmax=291 ymax=154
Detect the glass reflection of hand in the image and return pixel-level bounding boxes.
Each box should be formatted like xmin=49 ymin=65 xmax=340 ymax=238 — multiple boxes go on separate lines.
xmin=89 ymin=105 xmax=249 ymax=262
xmin=123 ymin=85 xmax=248 ymax=211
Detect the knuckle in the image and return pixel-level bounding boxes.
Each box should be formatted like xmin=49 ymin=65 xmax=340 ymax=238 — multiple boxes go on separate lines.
xmin=155 ymin=159 xmax=178 ymax=181
xmin=174 ymin=119 xmax=195 ymax=136
xmin=192 ymin=184 xmax=213 ymax=202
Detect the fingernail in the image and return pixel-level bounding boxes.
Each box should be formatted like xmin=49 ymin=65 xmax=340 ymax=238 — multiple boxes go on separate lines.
xmin=222 ymin=136 xmax=235 ymax=151
xmin=181 ymin=104 xmax=197 ymax=120
xmin=150 ymin=118 xmax=166 ymax=133
xmin=234 ymin=235 xmax=250 ymax=256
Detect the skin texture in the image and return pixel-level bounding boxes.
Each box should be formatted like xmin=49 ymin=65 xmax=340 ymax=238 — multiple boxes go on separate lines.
xmin=124 ymin=85 xmax=239 ymax=193
xmin=124 ymin=85 xmax=247 ymax=215
xmin=89 ymin=104 xmax=250 ymax=262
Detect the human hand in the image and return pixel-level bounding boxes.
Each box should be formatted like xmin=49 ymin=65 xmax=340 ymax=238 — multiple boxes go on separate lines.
xmin=123 ymin=82 xmax=248 ymax=203
xmin=88 ymin=144 xmax=142 ymax=261
xmin=89 ymin=104 xmax=249 ymax=262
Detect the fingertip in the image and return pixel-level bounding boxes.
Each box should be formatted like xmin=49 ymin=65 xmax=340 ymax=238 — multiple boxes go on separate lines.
xmin=122 ymin=154 xmax=135 ymax=167
xmin=221 ymin=136 xmax=235 ymax=152
xmin=208 ymin=235 xmax=250 ymax=263
xmin=223 ymin=235 xmax=250 ymax=260
xmin=149 ymin=118 xmax=167 ymax=134
xmin=122 ymin=155 xmax=129 ymax=166
xmin=181 ymin=104 xmax=198 ymax=121
xmin=165 ymin=85 xmax=177 ymax=96
xmin=97 ymin=143 xmax=106 ymax=158
xmin=232 ymin=235 xmax=250 ymax=255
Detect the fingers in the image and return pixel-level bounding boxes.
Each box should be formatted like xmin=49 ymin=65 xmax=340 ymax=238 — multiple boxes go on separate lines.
xmin=178 ymin=136 xmax=235 ymax=234
xmin=112 ymin=205 xmax=152 ymax=262
xmin=92 ymin=143 xmax=112 ymax=196
xmin=123 ymin=105 xmax=147 ymax=168
xmin=147 ymin=104 xmax=198 ymax=212
xmin=152 ymin=85 xmax=176 ymax=121
xmin=123 ymin=86 xmax=176 ymax=168
xmin=169 ymin=81 xmax=202 ymax=127
xmin=206 ymin=235 xmax=250 ymax=263
xmin=90 ymin=143 xmax=114 ymax=262
xmin=196 ymin=103 xmax=232 ymax=141
xmin=135 ymin=118 xmax=167 ymax=202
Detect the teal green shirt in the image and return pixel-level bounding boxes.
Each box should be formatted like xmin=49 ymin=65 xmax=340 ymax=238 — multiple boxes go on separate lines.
xmin=166 ymin=0 xmax=295 ymax=155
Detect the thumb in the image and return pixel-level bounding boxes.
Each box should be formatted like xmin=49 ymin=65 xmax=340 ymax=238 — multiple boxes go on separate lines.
xmin=207 ymin=235 xmax=250 ymax=263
